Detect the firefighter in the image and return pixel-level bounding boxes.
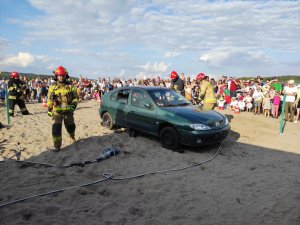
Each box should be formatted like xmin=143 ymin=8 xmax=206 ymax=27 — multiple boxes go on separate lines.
xmin=8 ymin=72 xmax=29 ymax=116
xmin=196 ymin=73 xmax=217 ymax=111
xmin=170 ymin=71 xmax=185 ymax=96
xmin=47 ymin=66 xmax=79 ymax=152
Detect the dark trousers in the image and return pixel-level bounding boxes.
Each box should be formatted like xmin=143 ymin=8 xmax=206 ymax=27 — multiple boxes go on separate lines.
xmin=230 ymin=91 xmax=237 ymax=98
xmin=8 ymin=98 xmax=29 ymax=116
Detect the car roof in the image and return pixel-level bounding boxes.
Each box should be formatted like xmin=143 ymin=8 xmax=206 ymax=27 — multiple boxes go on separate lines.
xmin=116 ymin=86 xmax=169 ymax=91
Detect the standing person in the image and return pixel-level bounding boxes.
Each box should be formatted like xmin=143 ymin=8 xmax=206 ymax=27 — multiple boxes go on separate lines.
xmin=185 ymin=80 xmax=193 ymax=102
xmin=22 ymin=75 xmax=31 ymax=102
xmin=7 ymin=72 xmax=29 ymax=116
xmin=283 ymin=80 xmax=297 ymax=122
xmin=252 ymin=88 xmax=263 ymax=115
xmin=262 ymin=93 xmax=271 ymax=117
xmin=47 ymin=66 xmax=79 ymax=152
xmin=294 ymin=97 xmax=300 ymax=123
xmin=272 ymin=91 xmax=281 ymax=119
xmin=180 ymin=73 xmax=186 ymax=85
xmin=170 ymin=71 xmax=185 ymax=96
xmin=195 ymin=73 xmax=217 ymax=111
xmin=229 ymin=78 xmax=239 ymax=98
xmin=0 ymin=77 xmax=7 ymax=102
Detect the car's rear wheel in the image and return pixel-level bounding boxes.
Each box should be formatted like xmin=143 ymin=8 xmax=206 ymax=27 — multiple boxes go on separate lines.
xmin=102 ymin=112 xmax=114 ymax=130
xmin=160 ymin=127 xmax=180 ymax=150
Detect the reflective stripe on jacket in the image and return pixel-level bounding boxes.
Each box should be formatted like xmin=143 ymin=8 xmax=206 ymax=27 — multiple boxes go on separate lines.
xmin=47 ymin=81 xmax=79 ymax=112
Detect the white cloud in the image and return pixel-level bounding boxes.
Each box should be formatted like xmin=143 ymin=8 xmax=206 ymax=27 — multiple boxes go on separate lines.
xmin=164 ymin=52 xmax=181 ymax=58
xmin=136 ymin=62 xmax=171 ymax=79
xmin=199 ymin=48 xmax=274 ymax=67
xmin=138 ymin=62 xmax=171 ymax=73
xmin=0 ymin=52 xmax=35 ymax=67
xmin=0 ymin=52 xmax=54 ymax=69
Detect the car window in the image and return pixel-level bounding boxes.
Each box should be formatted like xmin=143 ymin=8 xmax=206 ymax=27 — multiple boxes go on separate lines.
xmin=111 ymin=89 xmax=130 ymax=104
xmin=131 ymin=90 xmax=150 ymax=108
xmin=149 ymin=89 xmax=191 ymax=107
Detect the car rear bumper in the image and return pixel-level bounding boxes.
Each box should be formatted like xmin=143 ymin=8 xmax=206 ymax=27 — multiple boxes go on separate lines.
xmin=178 ymin=125 xmax=230 ymax=147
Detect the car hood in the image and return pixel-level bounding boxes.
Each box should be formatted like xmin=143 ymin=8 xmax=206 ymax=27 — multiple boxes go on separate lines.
xmin=162 ymin=105 xmax=225 ymax=125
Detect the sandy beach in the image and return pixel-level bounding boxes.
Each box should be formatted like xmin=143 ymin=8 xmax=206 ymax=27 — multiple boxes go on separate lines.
xmin=0 ymin=100 xmax=299 ymax=225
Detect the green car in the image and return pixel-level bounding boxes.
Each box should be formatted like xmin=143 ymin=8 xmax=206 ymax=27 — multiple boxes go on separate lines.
xmin=99 ymin=86 xmax=230 ymax=150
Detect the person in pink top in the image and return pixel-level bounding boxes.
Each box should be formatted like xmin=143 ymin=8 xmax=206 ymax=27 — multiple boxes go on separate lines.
xmin=272 ymin=91 xmax=281 ymax=119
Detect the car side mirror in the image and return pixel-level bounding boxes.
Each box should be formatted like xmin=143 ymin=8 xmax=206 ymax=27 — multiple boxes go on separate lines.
xmin=144 ymin=102 xmax=152 ymax=109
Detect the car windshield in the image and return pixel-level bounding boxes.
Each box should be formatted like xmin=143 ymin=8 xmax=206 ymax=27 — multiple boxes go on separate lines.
xmin=148 ymin=89 xmax=192 ymax=107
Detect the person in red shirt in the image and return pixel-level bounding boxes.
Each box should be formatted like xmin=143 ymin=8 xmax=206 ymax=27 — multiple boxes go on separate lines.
xmin=229 ymin=79 xmax=239 ymax=98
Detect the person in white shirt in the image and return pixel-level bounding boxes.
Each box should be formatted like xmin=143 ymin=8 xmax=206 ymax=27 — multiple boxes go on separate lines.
xmin=0 ymin=77 xmax=7 ymax=101
xmin=217 ymin=97 xmax=226 ymax=110
xmin=283 ymin=80 xmax=297 ymax=122
xmin=230 ymin=97 xmax=238 ymax=111
xmin=252 ymin=88 xmax=263 ymax=115
xmin=238 ymin=100 xmax=246 ymax=111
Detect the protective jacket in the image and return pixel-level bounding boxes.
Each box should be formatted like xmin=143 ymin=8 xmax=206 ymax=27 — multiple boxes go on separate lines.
xmin=47 ymin=80 xmax=79 ymax=112
xmin=8 ymin=78 xmax=24 ymax=100
xmin=171 ymin=78 xmax=185 ymax=96
xmin=199 ymin=80 xmax=217 ymax=104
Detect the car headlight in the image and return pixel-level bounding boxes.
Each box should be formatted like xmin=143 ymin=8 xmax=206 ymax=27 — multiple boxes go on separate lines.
xmin=224 ymin=117 xmax=229 ymax=125
xmin=190 ymin=124 xmax=211 ymax=130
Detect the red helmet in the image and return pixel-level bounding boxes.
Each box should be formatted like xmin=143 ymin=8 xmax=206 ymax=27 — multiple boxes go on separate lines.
xmin=196 ymin=73 xmax=206 ymax=80
xmin=170 ymin=71 xmax=178 ymax=80
xmin=10 ymin=71 xmax=19 ymax=78
xmin=54 ymin=66 xmax=68 ymax=76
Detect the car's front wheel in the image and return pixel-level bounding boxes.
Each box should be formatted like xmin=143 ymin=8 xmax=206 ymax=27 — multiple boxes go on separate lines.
xmin=159 ymin=127 xmax=180 ymax=150
xmin=102 ymin=112 xmax=114 ymax=130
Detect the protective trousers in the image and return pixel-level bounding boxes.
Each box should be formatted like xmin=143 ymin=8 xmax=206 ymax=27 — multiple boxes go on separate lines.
xmin=8 ymin=98 xmax=29 ymax=116
xmin=52 ymin=111 xmax=76 ymax=148
xmin=202 ymin=103 xmax=216 ymax=111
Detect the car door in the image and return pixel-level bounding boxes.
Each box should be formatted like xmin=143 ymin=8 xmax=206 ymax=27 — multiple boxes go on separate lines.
xmin=112 ymin=89 xmax=130 ymax=127
xmin=127 ymin=89 xmax=158 ymax=135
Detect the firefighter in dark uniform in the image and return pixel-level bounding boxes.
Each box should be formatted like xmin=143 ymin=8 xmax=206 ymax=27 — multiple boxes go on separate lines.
xmin=8 ymin=71 xmax=29 ymax=116
xmin=170 ymin=71 xmax=185 ymax=96
xmin=47 ymin=66 xmax=79 ymax=152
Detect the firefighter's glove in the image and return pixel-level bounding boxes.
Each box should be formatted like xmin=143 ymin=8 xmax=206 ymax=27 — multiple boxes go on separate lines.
xmin=48 ymin=111 xmax=53 ymax=117
xmin=69 ymin=104 xmax=76 ymax=112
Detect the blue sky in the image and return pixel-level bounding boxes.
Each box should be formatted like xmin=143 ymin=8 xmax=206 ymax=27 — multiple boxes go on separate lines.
xmin=0 ymin=0 xmax=299 ymax=80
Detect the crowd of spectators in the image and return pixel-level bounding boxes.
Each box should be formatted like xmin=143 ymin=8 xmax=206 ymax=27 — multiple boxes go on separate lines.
xmin=0 ymin=74 xmax=299 ymax=123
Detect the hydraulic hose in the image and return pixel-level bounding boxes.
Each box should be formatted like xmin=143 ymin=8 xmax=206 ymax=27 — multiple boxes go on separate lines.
xmin=0 ymin=139 xmax=235 ymax=209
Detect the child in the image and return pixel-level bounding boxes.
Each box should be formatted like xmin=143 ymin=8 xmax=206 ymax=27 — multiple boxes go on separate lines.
xmin=244 ymin=93 xmax=253 ymax=112
xmin=230 ymin=97 xmax=238 ymax=111
xmin=272 ymin=91 xmax=281 ymax=119
xmin=238 ymin=99 xmax=246 ymax=112
xmin=224 ymin=93 xmax=231 ymax=109
xmin=93 ymin=89 xmax=100 ymax=100
xmin=252 ymin=88 xmax=263 ymax=115
xmin=217 ymin=97 xmax=226 ymax=110
xmin=262 ymin=93 xmax=271 ymax=117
